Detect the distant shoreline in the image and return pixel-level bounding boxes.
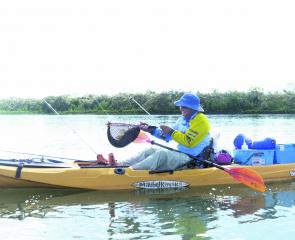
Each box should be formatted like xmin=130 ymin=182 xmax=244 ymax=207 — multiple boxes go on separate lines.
xmin=0 ymin=90 xmax=294 ymax=114
xmin=0 ymin=112 xmax=295 ymax=116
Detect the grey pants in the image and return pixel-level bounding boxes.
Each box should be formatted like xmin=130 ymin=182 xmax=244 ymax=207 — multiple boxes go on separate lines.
xmin=121 ymin=147 xmax=191 ymax=171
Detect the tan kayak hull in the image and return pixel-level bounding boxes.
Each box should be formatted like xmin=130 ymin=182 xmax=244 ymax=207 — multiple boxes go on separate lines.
xmin=0 ymin=163 xmax=295 ymax=190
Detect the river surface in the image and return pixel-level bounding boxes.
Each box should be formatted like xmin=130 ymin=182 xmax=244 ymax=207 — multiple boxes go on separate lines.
xmin=0 ymin=114 xmax=294 ymax=240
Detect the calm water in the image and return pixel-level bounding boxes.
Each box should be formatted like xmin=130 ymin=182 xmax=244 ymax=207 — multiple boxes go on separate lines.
xmin=0 ymin=114 xmax=295 ymax=240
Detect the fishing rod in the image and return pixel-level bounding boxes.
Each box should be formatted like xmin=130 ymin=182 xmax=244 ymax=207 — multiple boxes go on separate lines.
xmin=95 ymin=99 xmax=111 ymax=116
xmin=43 ymin=99 xmax=98 ymax=155
xmin=0 ymin=149 xmax=94 ymax=162
xmin=129 ymin=96 xmax=151 ymax=115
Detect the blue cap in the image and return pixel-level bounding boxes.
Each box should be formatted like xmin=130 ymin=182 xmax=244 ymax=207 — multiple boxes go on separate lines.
xmin=174 ymin=93 xmax=204 ymax=112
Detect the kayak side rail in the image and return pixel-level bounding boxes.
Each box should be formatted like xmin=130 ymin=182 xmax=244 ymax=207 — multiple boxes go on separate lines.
xmin=79 ymin=165 xmax=129 ymax=169
xmin=0 ymin=161 xmax=76 ymax=169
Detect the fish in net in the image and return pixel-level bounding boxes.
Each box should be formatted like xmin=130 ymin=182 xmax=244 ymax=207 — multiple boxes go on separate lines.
xmin=107 ymin=122 xmax=141 ymax=148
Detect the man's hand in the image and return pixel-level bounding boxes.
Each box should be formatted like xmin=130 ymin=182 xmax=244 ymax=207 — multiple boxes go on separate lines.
xmin=160 ymin=125 xmax=174 ymax=135
xmin=139 ymin=122 xmax=156 ymax=133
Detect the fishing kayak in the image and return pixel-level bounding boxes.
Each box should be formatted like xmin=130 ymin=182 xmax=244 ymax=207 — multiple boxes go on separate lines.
xmin=0 ymin=157 xmax=295 ymax=190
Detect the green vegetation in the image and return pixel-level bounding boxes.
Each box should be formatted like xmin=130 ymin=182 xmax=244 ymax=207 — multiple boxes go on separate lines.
xmin=0 ymin=89 xmax=294 ymax=114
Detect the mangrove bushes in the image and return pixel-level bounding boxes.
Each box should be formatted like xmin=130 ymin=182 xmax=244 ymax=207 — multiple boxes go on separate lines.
xmin=0 ymin=89 xmax=294 ymax=114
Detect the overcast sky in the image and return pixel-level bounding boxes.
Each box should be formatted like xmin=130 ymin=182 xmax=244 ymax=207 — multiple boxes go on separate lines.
xmin=1 ymin=0 xmax=294 ymax=99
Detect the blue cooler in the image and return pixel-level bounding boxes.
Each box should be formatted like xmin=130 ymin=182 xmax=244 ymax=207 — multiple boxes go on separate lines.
xmin=233 ymin=149 xmax=274 ymax=165
xmin=274 ymin=144 xmax=295 ymax=164
xmin=252 ymin=138 xmax=276 ymax=150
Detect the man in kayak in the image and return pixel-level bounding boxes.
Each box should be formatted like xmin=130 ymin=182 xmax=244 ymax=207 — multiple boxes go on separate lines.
xmin=98 ymin=93 xmax=211 ymax=171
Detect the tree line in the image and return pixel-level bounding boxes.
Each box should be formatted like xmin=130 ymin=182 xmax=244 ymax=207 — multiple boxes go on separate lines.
xmin=0 ymin=89 xmax=294 ymax=114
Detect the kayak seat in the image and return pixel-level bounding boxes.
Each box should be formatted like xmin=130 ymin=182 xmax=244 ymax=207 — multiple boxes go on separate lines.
xmin=185 ymin=138 xmax=215 ymax=169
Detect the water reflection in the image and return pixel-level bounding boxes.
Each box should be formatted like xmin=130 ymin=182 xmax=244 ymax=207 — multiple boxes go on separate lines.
xmin=0 ymin=181 xmax=295 ymax=239
xmin=0 ymin=188 xmax=82 ymax=220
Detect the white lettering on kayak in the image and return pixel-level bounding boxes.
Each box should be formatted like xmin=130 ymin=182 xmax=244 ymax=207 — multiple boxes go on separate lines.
xmin=290 ymin=171 xmax=295 ymax=177
xmin=132 ymin=180 xmax=189 ymax=189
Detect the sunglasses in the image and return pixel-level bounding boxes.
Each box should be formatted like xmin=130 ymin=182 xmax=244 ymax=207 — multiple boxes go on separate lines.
xmin=179 ymin=106 xmax=190 ymax=110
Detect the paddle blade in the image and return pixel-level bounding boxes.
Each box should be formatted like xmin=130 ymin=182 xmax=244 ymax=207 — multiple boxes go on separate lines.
xmin=225 ymin=167 xmax=266 ymax=192
xmin=133 ymin=131 xmax=151 ymax=143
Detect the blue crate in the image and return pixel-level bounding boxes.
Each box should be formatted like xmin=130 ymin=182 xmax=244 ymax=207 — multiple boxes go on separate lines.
xmin=233 ymin=149 xmax=274 ymax=165
xmin=274 ymin=144 xmax=295 ymax=164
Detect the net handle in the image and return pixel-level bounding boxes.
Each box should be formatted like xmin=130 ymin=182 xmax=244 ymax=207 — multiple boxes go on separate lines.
xmin=107 ymin=122 xmax=138 ymax=127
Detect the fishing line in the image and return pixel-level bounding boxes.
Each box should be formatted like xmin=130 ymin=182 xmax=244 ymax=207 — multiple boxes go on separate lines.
xmin=43 ymin=99 xmax=98 ymax=155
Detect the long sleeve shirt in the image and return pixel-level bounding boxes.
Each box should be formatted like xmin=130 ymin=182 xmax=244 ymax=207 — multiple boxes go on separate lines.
xmin=151 ymin=112 xmax=211 ymax=156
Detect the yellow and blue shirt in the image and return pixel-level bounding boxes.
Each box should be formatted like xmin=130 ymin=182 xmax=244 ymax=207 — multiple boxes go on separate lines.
xmin=151 ymin=113 xmax=211 ymax=156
